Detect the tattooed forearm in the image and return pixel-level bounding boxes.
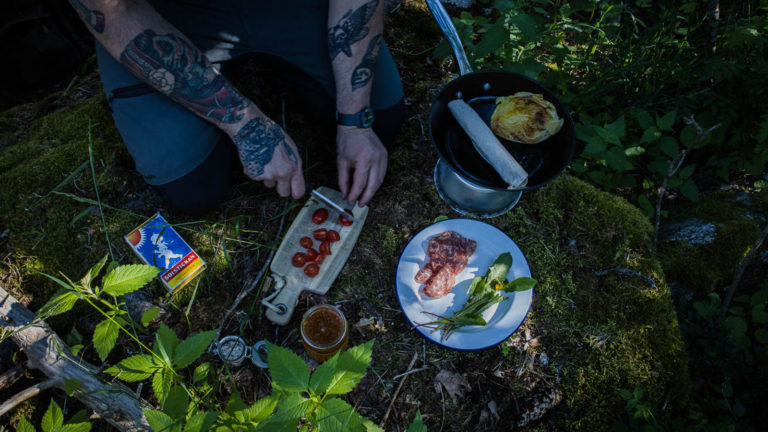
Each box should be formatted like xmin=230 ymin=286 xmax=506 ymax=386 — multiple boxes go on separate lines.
xmin=120 ymin=30 xmax=249 ymax=124
xmin=328 ymin=0 xmax=379 ymax=59
xmin=69 ymin=0 xmax=105 ymax=33
xmin=351 ymin=34 xmax=382 ymax=90
xmin=233 ymin=118 xmax=298 ymax=176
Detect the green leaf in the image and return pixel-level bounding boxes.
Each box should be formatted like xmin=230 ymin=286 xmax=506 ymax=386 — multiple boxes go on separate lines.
xmin=510 ymin=13 xmax=538 ymax=42
xmin=64 ymin=379 xmax=81 ymax=396
xmin=42 ymin=400 xmax=64 ymax=432
xmin=678 ymin=164 xmax=696 ymax=179
xmin=163 ymin=386 xmax=189 ymax=420
xmin=640 ymin=127 xmax=661 ymax=144
xmin=80 ymin=254 xmax=108 ymax=289
xmin=324 ymin=340 xmax=374 ymax=396
xmin=604 ymin=147 xmax=628 ymax=171
xmin=656 ymin=110 xmax=677 ymax=131
xmin=101 ymin=265 xmax=160 ymax=297
xmin=604 ymin=115 xmax=626 ymax=139
xmin=752 ymin=304 xmax=768 ymax=324
xmin=270 ymin=394 xmax=314 ymax=423
xmin=635 ymin=110 xmax=654 ymax=130
xmin=755 ymin=328 xmax=768 ymax=344
xmin=93 ymin=316 xmax=125 ymax=362
xmin=680 ymin=124 xmax=698 ymax=147
xmin=105 ymin=354 xmax=159 ymax=381
xmin=143 ymin=409 xmax=175 ymax=432
xmin=678 ymin=178 xmax=699 ymax=202
xmin=57 ymin=423 xmax=92 ymax=432
xmin=595 ymin=126 xmax=621 ymax=146
xmin=581 ymin=136 xmax=607 ymax=155
xmin=502 ymin=277 xmax=537 ymax=292
xmin=433 ymin=215 xmax=448 ymax=223
xmin=37 ymin=289 xmax=80 ymax=319
xmin=406 ymin=410 xmax=427 ymax=432
xmin=486 ymin=253 xmax=512 ymax=283
xmin=625 ymin=146 xmax=645 ymax=157
xmin=266 ymin=342 xmax=310 ymax=393
xmin=183 ymin=412 xmax=219 ymax=432
xmin=316 ymin=398 xmax=365 ymax=432
xmin=657 ymin=136 xmax=679 ymax=157
xmin=475 ymin=20 xmax=508 ymax=57
xmin=153 ymin=367 xmax=175 ymax=405
xmin=155 ymin=325 xmax=179 ymax=365
xmin=174 ymin=330 xmax=216 ymax=369
xmin=309 ymin=354 xmax=339 ymax=396
xmin=469 ymin=276 xmax=486 ymax=296
xmin=244 ymin=395 xmax=279 ymax=423
xmin=141 ymin=308 xmax=161 ymax=327
xmin=362 ymin=417 xmax=385 ymax=432
xmin=193 ymin=362 xmax=212 ymax=383
xmin=17 ymin=417 xmax=37 ymax=432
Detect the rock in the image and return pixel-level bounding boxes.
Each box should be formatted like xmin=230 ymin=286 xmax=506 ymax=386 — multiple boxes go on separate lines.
xmin=441 ymin=0 xmax=476 ymax=8
xmin=661 ymin=218 xmax=717 ymax=246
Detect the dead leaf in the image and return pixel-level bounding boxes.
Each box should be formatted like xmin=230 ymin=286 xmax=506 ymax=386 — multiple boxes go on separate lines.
xmin=433 ymin=370 xmax=471 ymax=400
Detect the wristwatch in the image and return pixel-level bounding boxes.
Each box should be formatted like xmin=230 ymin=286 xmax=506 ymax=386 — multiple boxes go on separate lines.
xmin=336 ymin=107 xmax=374 ymax=128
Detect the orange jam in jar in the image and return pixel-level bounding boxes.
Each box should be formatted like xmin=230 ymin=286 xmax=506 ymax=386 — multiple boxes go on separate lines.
xmin=300 ymin=304 xmax=349 ymax=362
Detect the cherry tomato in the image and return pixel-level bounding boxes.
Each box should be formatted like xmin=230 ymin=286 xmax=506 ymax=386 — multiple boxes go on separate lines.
xmin=339 ymin=209 xmax=354 ymax=226
xmin=315 ymin=253 xmax=326 ymax=265
xmin=319 ymin=240 xmax=332 ymax=255
xmin=299 ymin=236 xmax=313 ymax=248
xmin=312 ymin=208 xmax=328 ymax=224
xmin=291 ymin=252 xmax=306 ymax=268
xmin=327 ymin=230 xmax=340 ymax=242
xmin=304 ymin=263 xmax=319 ymax=277
xmin=313 ymin=228 xmax=327 ymax=241
xmin=305 ymin=247 xmax=319 ymax=261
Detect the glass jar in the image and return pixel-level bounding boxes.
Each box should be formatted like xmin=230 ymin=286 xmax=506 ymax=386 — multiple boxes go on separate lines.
xmin=300 ymin=304 xmax=349 ymax=362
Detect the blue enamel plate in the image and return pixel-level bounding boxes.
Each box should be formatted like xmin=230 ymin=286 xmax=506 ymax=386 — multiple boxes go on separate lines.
xmin=395 ymin=218 xmax=533 ymax=351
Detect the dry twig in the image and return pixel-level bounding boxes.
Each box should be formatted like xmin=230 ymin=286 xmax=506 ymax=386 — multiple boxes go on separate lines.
xmin=0 ymin=378 xmax=61 ymax=416
xmin=380 ymin=352 xmax=419 ymax=428
xmin=721 ymin=222 xmax=768 ymax=314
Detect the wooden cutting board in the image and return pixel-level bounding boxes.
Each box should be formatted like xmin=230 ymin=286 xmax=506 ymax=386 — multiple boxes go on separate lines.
xmin=264 ymin=187 xmax=367 ymax=325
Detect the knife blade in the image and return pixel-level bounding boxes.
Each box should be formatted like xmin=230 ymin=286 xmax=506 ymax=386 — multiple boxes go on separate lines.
xmin=306 ymin=183 xmax=361 ymax=223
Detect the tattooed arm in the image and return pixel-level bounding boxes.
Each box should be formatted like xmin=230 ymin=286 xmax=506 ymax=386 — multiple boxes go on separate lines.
xmin=328 ymin=0 xmax=387 ymax=206
xmin=69 ymin=0 xmax=304 ymax=198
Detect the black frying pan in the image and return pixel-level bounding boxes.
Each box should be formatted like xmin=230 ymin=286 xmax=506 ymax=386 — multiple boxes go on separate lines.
xmin=426 ymin=0 xmax=575 ymax=192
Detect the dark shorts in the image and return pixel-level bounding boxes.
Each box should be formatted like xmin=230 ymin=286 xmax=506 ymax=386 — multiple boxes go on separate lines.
xmin=96 ymin=0 xmax=404 ymax=187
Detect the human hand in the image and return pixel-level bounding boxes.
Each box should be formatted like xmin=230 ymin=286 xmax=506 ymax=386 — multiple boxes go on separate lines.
xmin=336 ymin=126 xmax=388 ymax=206
xmin=231 ymin=116 xmax=305 ymax=198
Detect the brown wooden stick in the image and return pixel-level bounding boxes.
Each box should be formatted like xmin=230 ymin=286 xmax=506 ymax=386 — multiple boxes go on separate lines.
xmin=721 ymin=222 xmax=768 ymax=315
xmin=380 ymin=352 xmax=419 ymax=428
xmin=0 ymin=364 xmax=25 ymax=390
xmin=0 ymin=378 xmax=61 ymax=416
xmin=0 ymin=286 xmax=151 ymax=431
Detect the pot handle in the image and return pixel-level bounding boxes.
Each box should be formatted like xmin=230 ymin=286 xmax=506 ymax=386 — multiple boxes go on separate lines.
xmin=447 ymin=99 xmax=528 ymax=189
xmin=425 ymin=0 xmax=472 ymax=76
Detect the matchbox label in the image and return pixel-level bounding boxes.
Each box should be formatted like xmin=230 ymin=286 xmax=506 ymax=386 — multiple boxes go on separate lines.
xmin=125 ymin=213 xmax=206 ymax=293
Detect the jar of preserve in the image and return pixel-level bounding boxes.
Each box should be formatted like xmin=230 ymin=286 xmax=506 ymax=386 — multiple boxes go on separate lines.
xmin=300 ymin=304 xmax=349 ymax=362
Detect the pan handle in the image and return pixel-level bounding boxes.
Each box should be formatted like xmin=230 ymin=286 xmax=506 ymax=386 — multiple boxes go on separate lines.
xmin=425 ymin=0 xmax=473 ymax=76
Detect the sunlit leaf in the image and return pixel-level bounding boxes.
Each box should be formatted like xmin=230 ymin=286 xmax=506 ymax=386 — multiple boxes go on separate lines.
xmin=101 ymin=265 xmax=160 ymax=297
xmin=266 ymin=342 xmax=309 ymax=393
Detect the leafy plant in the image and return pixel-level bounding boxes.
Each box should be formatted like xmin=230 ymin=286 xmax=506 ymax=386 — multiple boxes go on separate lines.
xmin=613 ymin=387 xmax=661 ymax=432
xmin=16 ymin=399 xmax=91 ymax=432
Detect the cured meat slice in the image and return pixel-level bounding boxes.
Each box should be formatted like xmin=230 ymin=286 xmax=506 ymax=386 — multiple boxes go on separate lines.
xmin=416 ymin=231 xmax=477 ymax=298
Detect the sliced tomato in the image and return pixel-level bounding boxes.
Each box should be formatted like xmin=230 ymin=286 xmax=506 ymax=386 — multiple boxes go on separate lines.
xmin=299 ymin=236 xmax=313 ymax=248
xmin=339 ymin=209 xmax=354 ymax=226
xmin=312 ymin=208 xmax=328 ymax=224
xmin=291 ymin=252 xmax=306 ymax=268
xmin=305 ymin=247 xmax=319 ymax=261
xmin=327 ymin=230 xmax=340 ymax=242
xmin=319 ymin=240 xmax=332 ymax=255
xmin=315 ymin=253 xmax=326 ymax=265
xmin=313 ymin=228 xmax=327 ymax=241
xmin=304 ymin=263 xmax=319 ymax=277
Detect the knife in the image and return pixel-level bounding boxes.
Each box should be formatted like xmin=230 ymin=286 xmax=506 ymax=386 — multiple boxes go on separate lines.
xmin=305 ymin=182 xmax=361 ymax=223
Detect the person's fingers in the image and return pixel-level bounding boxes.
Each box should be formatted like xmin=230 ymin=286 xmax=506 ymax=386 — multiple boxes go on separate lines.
xmin=263 ymin=179 xmax=276 ymax=189
xmin=346 ymin=161 xmax=369 ymax=205
xmin=358 ymin=162 xmax=380 ymax=206
xmin=337 ymin=157 xmax=351 ymax=201
xmin=276 ymin=177 xmax=291 ymax=197
xmin=291 ymin=170 xmax=306 ymax=199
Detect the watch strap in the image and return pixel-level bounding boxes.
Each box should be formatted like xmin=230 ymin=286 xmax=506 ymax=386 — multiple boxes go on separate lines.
xmin=336 ymin=107 xmax=374 ymax=128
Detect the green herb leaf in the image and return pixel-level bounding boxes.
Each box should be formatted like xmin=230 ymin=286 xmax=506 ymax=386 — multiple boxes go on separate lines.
xmin=183 ymin=412 xmax=219 ymax=432
xmin=266 ymin=342 xmax=310 ymax=393
xmin=80 ymin=254 xmax=108 ymax=289
xmin=17 ymin=417 xmax=36 ymax=432
xmin=244 ymin=395 xmax=279 ymax=423
xmin=41 ymin=400 xmax=64 ymax=432
xmin=510 ymin=13 xmax=538 ymax=42
xmin=316 ymin=398 xmax=366 ymax=432
xmin=64 ymin=379 xmax=81 ymax=396
xmin=163 ymin=385 xmax=189 ymax=420
xmin=174 ymin=330 xmax=216 ymax=370
xmin=502 ymin=277 xmax=537 ymax=292
xmin=406 ymin=410 xmax=428 ymax=432
xmin=37 ymin=289 xmax=81 ymax=319
xmin=658 ymin=136 xmax=679 ymax=157
xmin=635 ymin=109 xmax=654 ymax=130
xmin=640 ymin=126 xmax=661 ymax=144
xmin=309 ymin=354 xmax=339 ymax=396
xmin=142 ymin=409 xmax=175 ymax=432
xmin=93 ymin=316 xmax=125 ymax=362
xmin=141 ymin=308 xmax=161 ymax=327
xmin=486 ymin=253 xmax=512 ymax=283
xmin=678 ymin=178 xmax=699 ymax=202
xmin=155 ymin=324 xmax=178 ymax=366
xmin=469 ymin=276 xmax=486 ymax=296
xmin=104 ymin=354 xmax=159 ymax=381
xmin=153 ymin=367 xmax=174 ymax=405
xmin=192 ymin=362 xmax=212 ymax=383
xmin=57 ymin=423 xmax=92 ymax=432
xmin=476 ymin=20 xmax=508 ymax=57
xmin=101 ymin=265 xmax=160 ymax=297
xmin=324 ymin=339 xmax=374 ymax=396
xmin=270 ymin=394 xmax=315 ymax=423
xmin=656 ymin=110 xmax=677 ymax=131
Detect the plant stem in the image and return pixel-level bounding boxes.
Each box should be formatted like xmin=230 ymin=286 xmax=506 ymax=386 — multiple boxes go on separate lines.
xmin=87 ymin=120 xmax=115 ymax=262
xmin=721 ymin=222 xmax=768 ymax=315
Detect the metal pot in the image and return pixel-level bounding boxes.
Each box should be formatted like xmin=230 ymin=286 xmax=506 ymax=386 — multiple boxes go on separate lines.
xmin=426 ymin=0 xmax=575 ymax=217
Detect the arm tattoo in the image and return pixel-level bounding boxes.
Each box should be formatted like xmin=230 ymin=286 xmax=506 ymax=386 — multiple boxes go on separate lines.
xmin=69 ymin=0 xmax=105 ymax=33
xmin=233 ymin=118 xmax=298 ymax=177
xmin=351 ymin=34 xmax=382 ymax=90
xmin=120 ymin=30 xmax=249 ymax=124
xmin=328 ymin=0 xmax=379 ymax=59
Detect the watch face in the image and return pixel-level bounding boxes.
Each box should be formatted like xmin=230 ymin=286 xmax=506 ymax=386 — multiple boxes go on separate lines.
xmin=361 ymin=108 xmax=374 ymax=128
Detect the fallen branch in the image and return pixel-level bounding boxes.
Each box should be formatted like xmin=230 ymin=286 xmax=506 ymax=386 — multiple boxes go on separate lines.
xmin=380 ymin=352 xmax=419 ymax=428
xmin=0 ymin=285 xmax=151 ymax=431
xmin=0 ymin=378 xmax=61 ymax=416
xmin=721 ymin=222 xmax=768 ymax=315
xmin=0 ymin=364 xmax=25 ymax=390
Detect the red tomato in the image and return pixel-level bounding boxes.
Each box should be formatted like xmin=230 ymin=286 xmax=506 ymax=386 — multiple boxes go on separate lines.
xmin=319 ymin=240 xmax=332 ymax=255
xmin=299 ymin=236 xmax=313 ymax=248
xmin=291 ymin=252 xmax=306 ymax=268
xmin=313 ymin=228 xmax=327 ymax=241
xmin=327 ymin=230 xmax=340 ymax=242
xmin=339 ymin=209 xmax=354 ymax=226
xmin=315 ymin=253 xmax=326 ymax=265
xmin=312 ymin=208 xmax=328 ymax=224
xmin=304 ymin=263 xmax=319 ymax=277
xmin=305 ymin=247 xmax=319 ymax=261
